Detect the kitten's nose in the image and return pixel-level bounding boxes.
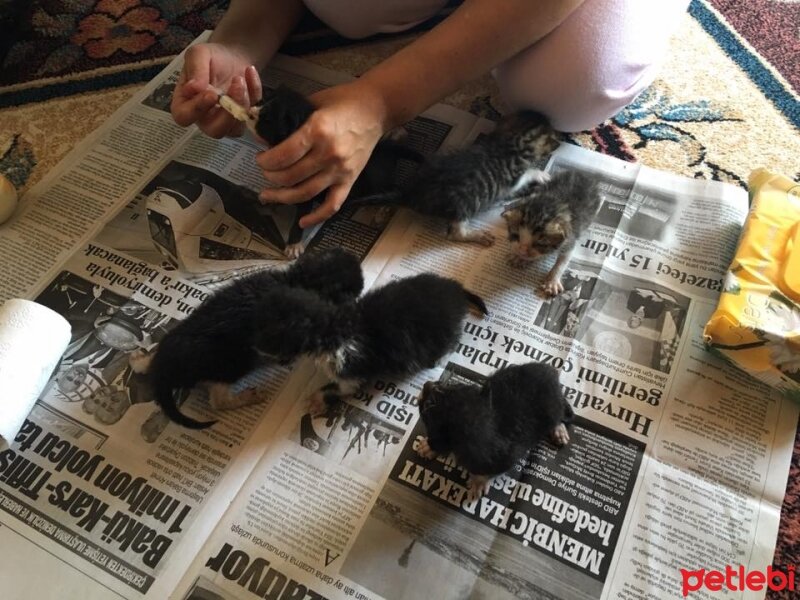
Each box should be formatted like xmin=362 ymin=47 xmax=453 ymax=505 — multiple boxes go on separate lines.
xmin=517 ymin=243 xmax=537 ymax=259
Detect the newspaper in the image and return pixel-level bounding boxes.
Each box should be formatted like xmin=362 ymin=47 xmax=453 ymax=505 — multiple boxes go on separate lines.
xmin=1 ymin=33 xmax=797 ymax=600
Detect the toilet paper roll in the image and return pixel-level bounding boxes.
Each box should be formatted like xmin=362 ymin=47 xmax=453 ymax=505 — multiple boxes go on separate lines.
xmin=0 ymin=299 xmax=71 ymax=448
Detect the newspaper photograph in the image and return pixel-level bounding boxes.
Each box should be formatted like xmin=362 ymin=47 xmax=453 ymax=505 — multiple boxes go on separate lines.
xmin=1 ymin=32 xmax=798 ymax=600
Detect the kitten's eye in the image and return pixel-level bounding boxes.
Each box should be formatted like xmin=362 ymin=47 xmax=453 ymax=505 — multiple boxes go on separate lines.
xmin=508 ymin=232 xmax=520 ymax=242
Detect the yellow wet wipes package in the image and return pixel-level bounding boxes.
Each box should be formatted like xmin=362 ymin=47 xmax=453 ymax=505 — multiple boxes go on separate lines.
xmin=704 ymin=169 xmax=800 ymax=400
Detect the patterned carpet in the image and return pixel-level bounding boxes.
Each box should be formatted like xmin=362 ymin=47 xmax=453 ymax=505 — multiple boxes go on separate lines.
xmin=1 ymin=0 xmax=799 ymax=594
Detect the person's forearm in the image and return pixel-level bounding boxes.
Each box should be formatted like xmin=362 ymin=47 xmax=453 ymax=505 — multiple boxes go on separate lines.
xmin=356 ymin=0 xmax=585 ymax=130
xmin=210 ymin=0 xmax=306 ymax=69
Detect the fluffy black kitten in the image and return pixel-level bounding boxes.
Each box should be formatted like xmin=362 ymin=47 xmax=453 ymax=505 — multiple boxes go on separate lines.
xmin=135 ymin=248 xmax=364 ymax=429
xmin=348 ymin=111 xmax=558 ymax=246
xmin=502 ymin=170 xmax=602 ymax=296
xmin=308 ymin=273 xmax=489 ymax=412
xmin=417 ymin=362 xmax=573 ymax=500
xmin=254 ymin=86 xmax=424 ymax=257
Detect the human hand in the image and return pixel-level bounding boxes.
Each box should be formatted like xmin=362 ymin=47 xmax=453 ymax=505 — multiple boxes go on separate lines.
xmin=170 ymin=42 xmax=262 ymax=138
xmin=255 ymin=81 xmax=388 ymax=228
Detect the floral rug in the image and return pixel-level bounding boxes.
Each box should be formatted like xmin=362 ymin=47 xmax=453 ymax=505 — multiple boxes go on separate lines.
xmin=1 ymin=0 xmax=799 ymax=594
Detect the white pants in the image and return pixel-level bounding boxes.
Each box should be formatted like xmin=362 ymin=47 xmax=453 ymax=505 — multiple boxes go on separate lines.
xmin=302 ymin=0 xmax=691 ymax=131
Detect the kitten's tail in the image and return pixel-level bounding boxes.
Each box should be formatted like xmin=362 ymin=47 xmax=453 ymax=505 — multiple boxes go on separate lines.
xmin=153 ymin=377 xmax=216 ymax=430
xmin=464 ymin=289 xmax=489 ymax=317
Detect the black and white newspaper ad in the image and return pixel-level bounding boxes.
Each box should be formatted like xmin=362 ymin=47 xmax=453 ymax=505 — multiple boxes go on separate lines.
xmin=0 ymin=33 xmax=797 ymax=600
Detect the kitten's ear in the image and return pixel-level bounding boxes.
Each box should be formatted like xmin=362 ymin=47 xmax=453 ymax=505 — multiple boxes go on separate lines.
xmin=545 ymin=216 xmax=572 ymax=243
xmin=502 ymin=207 xmax=523 ymax=227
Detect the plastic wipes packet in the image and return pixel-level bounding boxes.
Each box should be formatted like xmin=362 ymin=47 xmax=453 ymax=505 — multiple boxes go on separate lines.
xmin=704 ymin=168 xmax=800 ymax=400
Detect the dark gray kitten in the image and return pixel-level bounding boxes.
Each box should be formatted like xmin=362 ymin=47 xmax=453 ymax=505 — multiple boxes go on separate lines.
xmin=502 ymin=170 xmax=601 ymax=296
xmin=349 ymin=111 xmax=558 ymax=246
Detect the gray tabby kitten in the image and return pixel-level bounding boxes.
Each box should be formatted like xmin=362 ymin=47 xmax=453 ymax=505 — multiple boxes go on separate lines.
xmin=348 ymin=111 xmax=558 ymax=245
xmin=502 ymin=170 xmax=602 ymax=296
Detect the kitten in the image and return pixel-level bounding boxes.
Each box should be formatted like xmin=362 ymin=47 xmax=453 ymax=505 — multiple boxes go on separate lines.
xmin=417 ymin=362 xmax=573 ymax=501
xmin=347 ymin=111 xmax=559 ymax=246
xmin=252 ymin=86 xmax=424 ymax=257
xmin=132 ymin=248 xmax=364 ymax=429
xmin=307 ymin=273 xmax=489 ymax=413
xmin=502 ymin=170 xmax=601 ymax=296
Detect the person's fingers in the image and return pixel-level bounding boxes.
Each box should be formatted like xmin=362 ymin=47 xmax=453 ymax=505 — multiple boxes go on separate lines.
xmin=197 ymin=106 xmax=241 ymax=138
xmin=182 ymin=45 xmax=211 ymax=88
xmin=245 ymin=65 xmax=263 ymax=105
xmin=256 ymin=128 xmax=313 ymax=171
xmin=227 ymin=75 xmax=250 ymax=113
xmin=261 ymin=150 xmax=328 ymax=187
xmin=259 ymin=171 xmax=333 ymax=205
xmin=171 ymin=86 xmax=218 ymax=127
xmin=299 ymin=183 xmax=352 ymax=228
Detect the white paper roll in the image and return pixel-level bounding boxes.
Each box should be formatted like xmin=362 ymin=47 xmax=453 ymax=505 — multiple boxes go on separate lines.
xmin=0 ymin=299 xmax=71 ymax=448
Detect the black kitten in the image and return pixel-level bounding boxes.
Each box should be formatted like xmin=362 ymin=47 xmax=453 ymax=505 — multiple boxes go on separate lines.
xmin=254 ymin=86 xmax=424 ymax=257
xmin=502 ymin=170 xmax=601 ymax=296
xmin=417 ymin=362 xmax=573 ymax=500
xmin=132 ymin=248 xmax=364 ymax=429
xmin=348 ymin=111 xmax=558 ymax=246
xmin=307 ymin=273 xmax=489 ymax=412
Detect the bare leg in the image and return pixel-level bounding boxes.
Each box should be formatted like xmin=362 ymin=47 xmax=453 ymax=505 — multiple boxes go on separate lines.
xmin=549 ymin=422 xmax=571 ymax=447
xmin=416 ymin=436 xmax=438 ymax=459
xmin=446 ymin=220 xmax=495 ymax=247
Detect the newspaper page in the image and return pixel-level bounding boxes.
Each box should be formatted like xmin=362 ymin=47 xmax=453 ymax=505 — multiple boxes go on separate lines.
xmin=169 ymin=144 xmax=798 ymax=600
xmin=0 ymin=40 xmax=480 ymax=600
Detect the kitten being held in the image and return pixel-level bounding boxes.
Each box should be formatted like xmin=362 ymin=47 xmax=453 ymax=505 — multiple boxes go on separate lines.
xmin=348 ymin=111 xmax=558 ymax=246
xmin=221 ymin=86 xmax=424 ymax=258
xmin=417 ymin=362 xmax=573 ymax=501
xmin=131 ymin=248 xmax=364 ymax=429
xmin=502 ymin=170 xmax=601 ymax=296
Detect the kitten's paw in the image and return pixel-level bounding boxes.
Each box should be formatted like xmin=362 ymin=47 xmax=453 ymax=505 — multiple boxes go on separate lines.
xmin=307 ymin=391 xmax=328 ymax=417
xmin=416 ymin=436 xmax=438 ymax=460
xmin=140 ymin=409 xmax=170 ymax=443
xmin=446 ymin=224 xmax=495 ymax=247
xmin=541 ymin=278 xmax=565 ymax=297
xmin=466 ymin=474 xmax=492 ymax=502
xmin=284 ymin=242 xmax=304 ymax=260
xmin=474 ymin=231 xmax=496 ymax=247
xmin=208 ymin=383 xmax=236 ymax=410
xmin=550 ymin=423 xmax=570 ymax=447
xmin=233 ymin=387 xmax=267 ymax=408
xmin=452 ymin=231 xmax=495 ymax=247
xmin=507 ymin=255 xmax=528 ymax=269
xmin=128 ymin=349 xmax=153 ymax=374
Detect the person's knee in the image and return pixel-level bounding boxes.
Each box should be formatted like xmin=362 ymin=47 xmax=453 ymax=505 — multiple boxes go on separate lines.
xmin=494 ymin=0 xmax=689 ymax=132
xmin=498 ymin=68 xmax=654 ymax=132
